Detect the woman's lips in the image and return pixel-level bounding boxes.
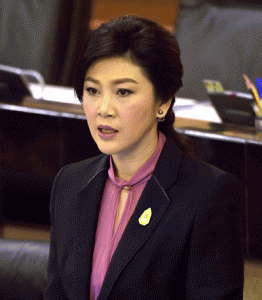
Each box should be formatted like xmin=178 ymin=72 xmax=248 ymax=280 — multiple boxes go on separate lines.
xmin=97 ymin=124 xmax=118 ymax=139
xmin=98 ymin=128 xmax=118 ymax=140
xmin=99 ymin=128 xmax=117 ymax=133
xmin=98 ymin=125 xmax=118 ymax=131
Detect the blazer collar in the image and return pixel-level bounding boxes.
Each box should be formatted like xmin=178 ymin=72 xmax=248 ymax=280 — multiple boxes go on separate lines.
xmin=152 ymin=136 xmax=182 ymax=190
xmin=77 ymin=154 xmax=110 ymax=195
xmin=74 ymin=137 xmax=182 ymax=300
xmin=77 ymin=137 xmax=182 ymax=195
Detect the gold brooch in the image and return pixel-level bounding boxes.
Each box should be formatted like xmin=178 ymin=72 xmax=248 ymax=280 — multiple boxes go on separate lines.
xmin=139 ymin=208 xmax=152 ymax=226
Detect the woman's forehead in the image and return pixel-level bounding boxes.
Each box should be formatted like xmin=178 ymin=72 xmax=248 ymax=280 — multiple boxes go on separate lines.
xmin=85 ymin=56 xmax=147 ymax=81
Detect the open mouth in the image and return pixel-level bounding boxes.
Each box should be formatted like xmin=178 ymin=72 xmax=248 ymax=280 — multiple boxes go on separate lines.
xmin=97 ymin=124 xmax=118 ymax=134
xmin=99 ymin=129 xmax=117 ymax=133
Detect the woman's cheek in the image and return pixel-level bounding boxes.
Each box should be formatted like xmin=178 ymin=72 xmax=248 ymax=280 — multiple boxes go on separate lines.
xmin=83 ymin=102 xmax=96 ymax=118
xmin=125 ymin=104 xmax=142 ymax=121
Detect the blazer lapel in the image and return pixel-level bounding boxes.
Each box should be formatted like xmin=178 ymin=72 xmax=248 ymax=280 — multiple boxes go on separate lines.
xmin=98 ymin=138 xmax=182 ymax=300
xmin=71 ymin=155 xmax=110 ymax=300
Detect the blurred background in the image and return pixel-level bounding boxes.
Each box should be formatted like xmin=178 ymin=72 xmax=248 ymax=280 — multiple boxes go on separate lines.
xmin=1 ymin=1 xmax=262 ymax=299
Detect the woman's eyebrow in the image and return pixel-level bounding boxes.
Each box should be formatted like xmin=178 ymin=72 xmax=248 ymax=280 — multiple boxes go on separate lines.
xmin=84 ymin=77 xmax=139 ymax=85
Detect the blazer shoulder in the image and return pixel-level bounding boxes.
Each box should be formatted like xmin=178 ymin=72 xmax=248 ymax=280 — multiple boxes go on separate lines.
xmin=51 ymin=153 xmax=109 ymax=196
xmin=181 ymin=153 xmax=237 ymax=184
xmin=153 ymin=137 xmax=237 ymax=193
xmin=60 ymin=153 xmax=107 ymax=176
xmin=177 ymin=154 xmax=239 ymax=206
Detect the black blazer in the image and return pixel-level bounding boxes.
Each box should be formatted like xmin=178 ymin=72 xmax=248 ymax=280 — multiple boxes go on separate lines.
xmin=44 ymin=138 xmax=244 ymax=300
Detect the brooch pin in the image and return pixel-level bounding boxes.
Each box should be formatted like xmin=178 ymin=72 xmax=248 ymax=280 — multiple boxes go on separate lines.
xmin=139 ymin=208 xmax=152 ymax=226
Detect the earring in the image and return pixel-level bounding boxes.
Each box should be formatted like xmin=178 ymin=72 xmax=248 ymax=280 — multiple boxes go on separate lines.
xmin=157 ymin=117 xmax=165 ymax=122
xmin=157 ymin=110 xmax=165 ymax=122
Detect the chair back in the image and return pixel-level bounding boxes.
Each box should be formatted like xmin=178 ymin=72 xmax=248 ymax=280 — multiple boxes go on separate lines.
xmin=0 ymin=238 xmax=50 ymax=300
xmin=176 ymin=1 xmax=262 ymax=100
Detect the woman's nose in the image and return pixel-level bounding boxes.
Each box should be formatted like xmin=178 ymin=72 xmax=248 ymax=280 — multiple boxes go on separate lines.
xmin=98 ymin=97 xmax=114 ymax=117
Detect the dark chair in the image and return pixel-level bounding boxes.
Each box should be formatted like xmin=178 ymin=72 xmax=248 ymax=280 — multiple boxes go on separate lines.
xmin=0 ymin=0 xmax=93 ymax=231
xmin=0 ymin=238 xmax=50 ymax=300
xmin=0 ymin=0 xmax=92 ymax=86
xmin=175 ymin=0 xmax=262 ymax=101
xmin=0 ymin=0 xmax=49 ymax=74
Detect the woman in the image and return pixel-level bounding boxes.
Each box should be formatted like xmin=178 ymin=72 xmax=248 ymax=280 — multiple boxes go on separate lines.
xmin=44 ymin=15 xmax=244 ymax=300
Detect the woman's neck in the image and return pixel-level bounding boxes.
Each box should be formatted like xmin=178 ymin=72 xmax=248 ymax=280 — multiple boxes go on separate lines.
xmin=112 ymin=135 xmax=159 ymax=181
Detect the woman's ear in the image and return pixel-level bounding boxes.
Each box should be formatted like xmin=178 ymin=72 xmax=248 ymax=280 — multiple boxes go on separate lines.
xmin=158 ymin=97 xmax=174 ymax=116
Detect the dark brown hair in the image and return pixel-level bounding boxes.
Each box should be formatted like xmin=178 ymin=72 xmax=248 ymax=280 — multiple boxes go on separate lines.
xmin=74 ymin=15 xmax=194 ymax=155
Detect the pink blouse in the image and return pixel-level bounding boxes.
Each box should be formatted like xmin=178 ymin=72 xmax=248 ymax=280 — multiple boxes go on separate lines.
xmin=90 ymin=131 xmax=166 ymax=300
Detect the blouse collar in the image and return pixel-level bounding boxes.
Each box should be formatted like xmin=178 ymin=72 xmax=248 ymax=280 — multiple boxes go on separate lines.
xmin=108 ymin=131 xmax=166 ymax=190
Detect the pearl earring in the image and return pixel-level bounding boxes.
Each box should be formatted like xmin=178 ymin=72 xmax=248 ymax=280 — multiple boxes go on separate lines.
xmin=157 ymin=110 xmax=165 ymax=122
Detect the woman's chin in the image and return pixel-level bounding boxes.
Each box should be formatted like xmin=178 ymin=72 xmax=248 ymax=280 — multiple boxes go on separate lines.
xmin=96 ymin=144 xmax=117 ymax=155
xmin=99 ymin=149 xmax=115 ymax=155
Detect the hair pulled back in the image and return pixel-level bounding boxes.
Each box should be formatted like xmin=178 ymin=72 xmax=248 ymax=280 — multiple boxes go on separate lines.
xmin=74 ymin=15 xmax=194 ymax=155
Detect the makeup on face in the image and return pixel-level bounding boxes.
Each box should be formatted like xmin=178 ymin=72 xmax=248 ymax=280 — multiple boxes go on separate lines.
xmin=82 ymin=56 xmax=162 ymax=161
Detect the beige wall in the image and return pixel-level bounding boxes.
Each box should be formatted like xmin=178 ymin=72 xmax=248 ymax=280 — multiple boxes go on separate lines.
xmin=90 ymin=0 xmax=180 ymax=32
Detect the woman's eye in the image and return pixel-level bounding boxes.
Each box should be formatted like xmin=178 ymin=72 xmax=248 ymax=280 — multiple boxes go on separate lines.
xmin=86 ymin=87 xmax=99 ymax=96
xmin=117 ymin=89 xmax=133 ymax=97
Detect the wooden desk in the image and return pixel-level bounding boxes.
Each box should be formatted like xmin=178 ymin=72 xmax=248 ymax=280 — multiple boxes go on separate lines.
xmin=1 ymin=97 xmax=262 ymax=259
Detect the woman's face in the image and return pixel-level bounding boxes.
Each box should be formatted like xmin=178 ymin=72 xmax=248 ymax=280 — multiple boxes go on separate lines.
xmin=82 ymin=55 xmax=167 ymax=160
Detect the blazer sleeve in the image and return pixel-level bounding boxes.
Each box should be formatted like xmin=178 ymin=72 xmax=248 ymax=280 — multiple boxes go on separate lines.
xmin=185 ymin=173 xmax=244 ymax=300
xmin=44 ymin=165 xmax=70 ymax=300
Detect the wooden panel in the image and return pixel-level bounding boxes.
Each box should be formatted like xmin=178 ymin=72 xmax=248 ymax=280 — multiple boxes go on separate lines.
xmin=90 ymin=0 xmax=180 ymax=32
xmin=3 ymin=224 xmax=50 ymax=241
